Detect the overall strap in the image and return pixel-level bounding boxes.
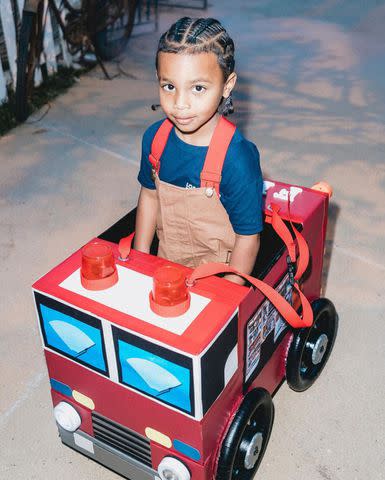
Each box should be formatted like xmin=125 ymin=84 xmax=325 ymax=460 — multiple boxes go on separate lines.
xmin=200 ymin=116 xmax=236 ymax=194
xmin=149 ymin=119 xmax=174 ymax=174
xmin=149 ymin=116 xmax=236 ymax=190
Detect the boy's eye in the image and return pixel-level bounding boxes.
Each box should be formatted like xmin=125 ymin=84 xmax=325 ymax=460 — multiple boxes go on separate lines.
xmin=193 ymin=85 xmax=206 ymax=93
xmin=162 ymin=84 xmax=175 ymax=92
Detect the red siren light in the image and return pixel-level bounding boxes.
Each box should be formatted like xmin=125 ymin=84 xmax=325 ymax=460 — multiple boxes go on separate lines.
xmin=149 ymin=265 xmax=191 ymax=317
xmin=81 ymin=242 xmax=118 ymax=290
xmin=311 ymin=181 xmax=333 ymax=198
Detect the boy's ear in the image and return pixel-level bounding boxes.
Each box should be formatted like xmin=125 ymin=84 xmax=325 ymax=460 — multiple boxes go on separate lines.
xmin=223 ymin=72 xmax=237 ymax=98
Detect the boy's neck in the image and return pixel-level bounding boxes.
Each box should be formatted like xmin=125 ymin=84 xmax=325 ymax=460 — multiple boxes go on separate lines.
xmin=174 ymin=113 xmax=221 ymax=147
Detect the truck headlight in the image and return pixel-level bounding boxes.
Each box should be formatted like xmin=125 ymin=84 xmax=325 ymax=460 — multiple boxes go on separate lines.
xmin=158 ymin=457 xmax=190 ymax=480
xmin=53 ymin=401 xmax=81 ymax=432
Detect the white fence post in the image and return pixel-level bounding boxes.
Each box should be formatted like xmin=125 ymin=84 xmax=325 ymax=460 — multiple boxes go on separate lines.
xmin=0 ymin=0 xmax=18 ymax=87
xmin=54 ymin=0 xmax=72 ymax=67
xmin=16 ymin=0 xmax=24 ymax=16
xmin=42 ymin=0 xmax=57 ymax=74
xmin=0 ymin=54 xmax=7 ymax=103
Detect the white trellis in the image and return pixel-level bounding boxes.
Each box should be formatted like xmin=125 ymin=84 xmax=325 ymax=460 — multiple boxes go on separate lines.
xmin=0 ymin=0 xmax=73 ymax=104
xmin=0 ymin=0 xmax=159 ymax=105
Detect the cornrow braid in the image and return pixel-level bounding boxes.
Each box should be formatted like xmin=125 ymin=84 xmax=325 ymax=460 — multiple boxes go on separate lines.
xmin=156 ymin=17 xmax=235 ymax=82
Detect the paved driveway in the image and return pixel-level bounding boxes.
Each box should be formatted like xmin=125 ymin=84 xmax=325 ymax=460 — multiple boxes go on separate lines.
xmin=1 ymin=1 xmax=384 ymax=479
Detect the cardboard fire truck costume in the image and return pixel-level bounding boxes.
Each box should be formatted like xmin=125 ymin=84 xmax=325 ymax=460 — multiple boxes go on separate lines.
xmin=33 ymin=165 xmax=338 ymax=478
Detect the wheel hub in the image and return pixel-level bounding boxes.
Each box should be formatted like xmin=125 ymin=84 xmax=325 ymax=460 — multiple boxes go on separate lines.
xmin=244 ymin=432 xmax=263 ymax=469
xmin=310 ymin=333 xmax=328 ymax=365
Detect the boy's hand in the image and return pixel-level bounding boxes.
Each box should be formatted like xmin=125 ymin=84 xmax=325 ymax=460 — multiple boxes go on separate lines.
xmin=225 ymin=233 xmax=261 ymax=285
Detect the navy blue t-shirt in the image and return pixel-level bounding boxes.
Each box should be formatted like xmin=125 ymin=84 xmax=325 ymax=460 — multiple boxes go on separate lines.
xmin=138 ymin=119 xmax=263 ymax=235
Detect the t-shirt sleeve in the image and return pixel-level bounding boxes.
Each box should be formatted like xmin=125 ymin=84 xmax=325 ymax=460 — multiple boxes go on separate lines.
xmin=221 ymin=140 xmax=264 ymax=235
xmin=137 ymin=121 xmax=163 ymax=190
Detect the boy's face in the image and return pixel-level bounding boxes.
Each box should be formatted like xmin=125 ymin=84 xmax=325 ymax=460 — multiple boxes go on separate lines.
xmin=157 ymin=51 xmax=236 ymax=143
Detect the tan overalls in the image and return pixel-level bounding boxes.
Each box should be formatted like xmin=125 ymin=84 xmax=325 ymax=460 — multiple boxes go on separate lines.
xmin=149 ymin=116 xmax=237 ymax=268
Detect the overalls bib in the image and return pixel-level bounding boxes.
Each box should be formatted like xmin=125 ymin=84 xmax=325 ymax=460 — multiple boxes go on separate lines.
xmin=149 ymin=116 xmax=237 ymax=268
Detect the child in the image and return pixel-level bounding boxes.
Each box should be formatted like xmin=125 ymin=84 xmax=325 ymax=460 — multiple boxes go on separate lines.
xmin=135 ymin=17 xmax=263 ymax=285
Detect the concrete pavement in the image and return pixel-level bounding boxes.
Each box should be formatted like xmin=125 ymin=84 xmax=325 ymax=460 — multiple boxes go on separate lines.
xmin=1 ymin=1 xmax=384 ymax=479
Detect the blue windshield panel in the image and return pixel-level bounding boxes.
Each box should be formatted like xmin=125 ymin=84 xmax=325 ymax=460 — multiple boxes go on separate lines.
xmin=41 ymin=304 xmax=106 ymax=373
xmin=118 ymin=340 xmax=191 ymax=413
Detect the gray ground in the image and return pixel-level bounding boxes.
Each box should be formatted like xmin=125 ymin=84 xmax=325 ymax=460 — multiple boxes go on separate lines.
xmin=1 ymin=1 xmax=384 ymax=479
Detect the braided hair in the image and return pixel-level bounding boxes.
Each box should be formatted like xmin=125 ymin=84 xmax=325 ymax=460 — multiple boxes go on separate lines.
xmin=156 ymin=17 xmax=235 ymax=115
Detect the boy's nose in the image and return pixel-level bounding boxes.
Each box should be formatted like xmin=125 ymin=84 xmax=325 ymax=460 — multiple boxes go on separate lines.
xmin=174 ymin=92 xmax=189 ymax=110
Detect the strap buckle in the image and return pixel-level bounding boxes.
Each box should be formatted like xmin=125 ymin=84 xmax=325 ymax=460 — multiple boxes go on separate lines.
xmin=287 ymin=255 xmax=296 ymax=285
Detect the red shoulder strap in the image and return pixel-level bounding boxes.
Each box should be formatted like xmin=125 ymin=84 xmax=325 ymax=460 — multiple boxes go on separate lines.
xmin=149 ymin=116 xmax=236 ymax=190
xmin=149 ymin=119 xmax=174 ymax=174
xmin=200 ymin=116 xmax=236 ymax=194
xmin=187 ymin=262 xmax=313 ymax=329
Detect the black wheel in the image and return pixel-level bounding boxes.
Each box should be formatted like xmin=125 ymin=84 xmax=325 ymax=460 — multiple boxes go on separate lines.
xmin=216 ymin=388 xmax=274 ymax=480
xmin=92 ymin=0 xmax=138 ymax=60
xmin=286 ymin=298 xmax=338 ymax=392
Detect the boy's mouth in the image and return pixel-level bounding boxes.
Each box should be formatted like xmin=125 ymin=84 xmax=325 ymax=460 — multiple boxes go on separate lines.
xmin=173 ymin=116 xmax=196 ymax=125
